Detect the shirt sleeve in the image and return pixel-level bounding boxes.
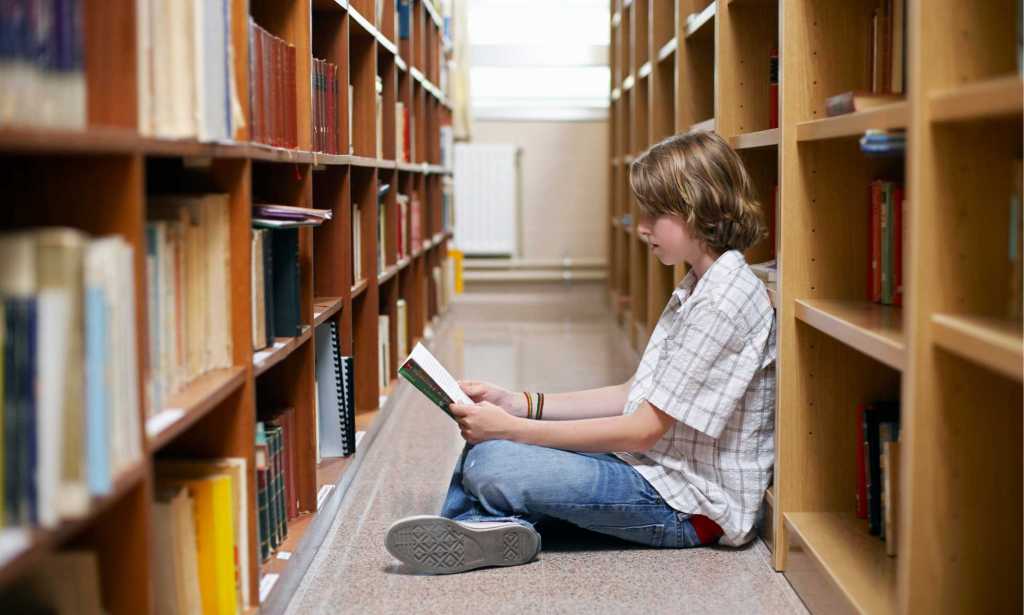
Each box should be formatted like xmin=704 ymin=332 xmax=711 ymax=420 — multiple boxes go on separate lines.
xmin=644 ymin=304 xmax=759 ymax=439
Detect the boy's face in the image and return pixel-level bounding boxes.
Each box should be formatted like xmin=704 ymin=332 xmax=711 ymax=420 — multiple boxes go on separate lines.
xmin=635 ymin=212 xmax=700 ymax=267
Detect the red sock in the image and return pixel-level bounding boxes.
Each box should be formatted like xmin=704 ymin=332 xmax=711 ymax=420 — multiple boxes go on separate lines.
xmin=689 ymin=515 xmax=724 ymax=545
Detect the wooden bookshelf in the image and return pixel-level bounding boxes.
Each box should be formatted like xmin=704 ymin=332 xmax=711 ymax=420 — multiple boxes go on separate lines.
xmin=0 ymin=0 xmax=455 ymax=612
xmin=610 ymin=0 xmax=1022 ymax=612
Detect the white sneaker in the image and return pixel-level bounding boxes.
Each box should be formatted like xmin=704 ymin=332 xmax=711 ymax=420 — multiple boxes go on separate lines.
xmin=385 ymin=515 xmax=541 ymax=574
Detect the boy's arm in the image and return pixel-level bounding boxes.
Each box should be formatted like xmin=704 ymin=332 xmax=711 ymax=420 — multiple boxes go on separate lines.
xmin=450 ymin=398 xmax=674 ymax=453
xmin=535 ymin=381 xmax=632 ymax=420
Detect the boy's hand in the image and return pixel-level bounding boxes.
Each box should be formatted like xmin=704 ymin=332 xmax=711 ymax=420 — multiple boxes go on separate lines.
xmin=449 ymin=401 xmax=520 ymax=444
xmin=457 ymin=380 xmax=526 ymax=418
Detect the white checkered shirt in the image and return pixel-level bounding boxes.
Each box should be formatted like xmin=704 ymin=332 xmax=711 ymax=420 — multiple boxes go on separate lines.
xmin=615 ymin=250 xmax=776 ymax=546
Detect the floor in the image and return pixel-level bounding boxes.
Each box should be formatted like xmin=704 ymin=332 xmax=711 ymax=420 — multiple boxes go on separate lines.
xmin=285 ymin=282 xmax=808 ymax=615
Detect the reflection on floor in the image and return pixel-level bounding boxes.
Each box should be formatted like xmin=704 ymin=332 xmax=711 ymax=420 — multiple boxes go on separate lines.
xmin=284 ymin=282 xmax=807 ymax=615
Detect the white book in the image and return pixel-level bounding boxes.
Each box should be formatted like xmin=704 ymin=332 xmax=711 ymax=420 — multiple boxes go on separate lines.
xmin=398 ymin=342 xmax=472 ymax=420
xmin=36 ymin=291 xmax=69 ymax=528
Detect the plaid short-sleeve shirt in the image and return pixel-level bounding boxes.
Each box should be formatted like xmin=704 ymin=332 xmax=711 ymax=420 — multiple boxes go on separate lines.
xmin=615 ymin=250 xmax=776 ymax=546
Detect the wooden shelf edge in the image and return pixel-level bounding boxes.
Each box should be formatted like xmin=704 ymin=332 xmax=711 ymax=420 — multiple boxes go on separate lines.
xmin=253 ymin=326 xmax=313 ymax=377
xmin=0 ymin=462 xmax=147 ymax=588
xmin=731 ymin=128 xmax=780 ymax=150
xmin=623 ymin=74 xmax=636 ymax=91
xmin=929 ymin=74 xmax=1024 ymax=123
xmin=931 ymin=313 xmax=1023 ymax=382
xmin=638 ymin=61 xmax=653 ymax=79
xmin=312 ymin=297 xmax=344 ymax=328
xmin=351 ymin=278 xmax=369 ymax=298
xmin=657 ymin=37 xmax=678 ymax=63
xmin=794 ymin=299 xmax=905 ymax=370
xmin=796 ymin=102 xmax=908 ymax=142
xmin=684 ymin=1 xmax=716 ymax=39
xmin=146 ymin=366 xmax=248 ymax=451
xmin=784 ymin=512 xmax=897 ymax=615
xmin=378 ymin=264 xmax=401 ymax=284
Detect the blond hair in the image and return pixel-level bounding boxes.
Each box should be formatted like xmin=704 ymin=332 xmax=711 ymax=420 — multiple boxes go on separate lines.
xmin=629 ymin=131 xmax=766 ymax=253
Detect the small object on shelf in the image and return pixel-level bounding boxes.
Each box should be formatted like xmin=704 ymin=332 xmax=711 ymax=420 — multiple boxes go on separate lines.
xmin=825 ymin=91 xmax=903 ymax=117
xmin=859 ymin=129 xmax=905 ymax=156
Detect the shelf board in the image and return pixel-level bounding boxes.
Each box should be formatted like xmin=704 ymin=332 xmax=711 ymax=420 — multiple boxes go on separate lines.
xmin=611 ymin=88 xmax=622 ymax=101
xmin=312 ymin=297 xmax=343 ymax=328
xmin=765 ymin=485 xmax=775 ymax=508
xmin=794 ymin=299 xmax=905 ymax=370
xmin=691 ymin=117 xmax=716 ymax=133
xmin=657 ymin=37 xmax=677 ymax=63
xmin=638 ymin=61 xmax=653 ymax=80
xmin=423 ymin=0 xmax=443 ymax=29
xmin=351 ymin=278 xmax=369 ymax=298
xmin=396 ymin=255 xmax=412 ymax=271
xmin=253 ymin=325 xmax=313 ymax=377
xmin=731 ymin=128 xmax=779 ymax=150
xmin=378 ymin=263 xmax=401 ymax=284
xmin=796 ymin=102 xmax=908 ymax=142
xmin=611 ymin=11 xmax=621 ymax=27
xmin=784 ymin=512 xmax=897 ymax=615
xmin=348 ymin=155 xmax=397 ymax=169
xmin=248 ymin=144 xmax=316 ymax=163
xmin=931 ymin=313 xmax=1023 ymax=382
xmin=146 ymin=367 xmax=247 ymax=451
xmin=623 ymin=74 xmax=635 ymax=91
xmin=684 ymin=2 xmax=716 ymax=40
xmin=929 ymin=74 xmax=1024 ymax=123
xmin=395 ymin=55 xmax=407 ymax=72
xmin=0 ymin=462 xmax=146 ymax=588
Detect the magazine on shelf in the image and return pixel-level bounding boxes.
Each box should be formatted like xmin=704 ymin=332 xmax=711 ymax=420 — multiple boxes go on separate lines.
xmin=398 ymin=343 xmax=472 ymax=420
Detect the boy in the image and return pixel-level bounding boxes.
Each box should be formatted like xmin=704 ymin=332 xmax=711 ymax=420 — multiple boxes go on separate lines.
xmin=385 ymin=131 xmax=776 ymax=574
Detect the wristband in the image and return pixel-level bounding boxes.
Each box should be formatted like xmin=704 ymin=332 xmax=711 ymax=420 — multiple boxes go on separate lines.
xmin=536 ymin=392 xmax=544 ymax=421
xmin=523 ymin=391 xmax=533 ymax=419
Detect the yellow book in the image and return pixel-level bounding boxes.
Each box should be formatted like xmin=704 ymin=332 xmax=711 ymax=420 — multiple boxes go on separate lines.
xmin=163 ymin=474 xmax=238 ymax=615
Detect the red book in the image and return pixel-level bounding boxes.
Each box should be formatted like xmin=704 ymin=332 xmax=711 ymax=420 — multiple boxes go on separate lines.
xmin=286 ymin=43 xmax=297 ymax=148
xmin=893 ymin=185 xmax=904 ymax=306
xmin=253 ymin=24 xmax=265 ymax=144
xmin=769 ymin=47 xmax=779 ymax=129
xmin=869 ymin=180 xmax=883 ymax=302
xmin=856 ymin=403 xmax=868 ymax=519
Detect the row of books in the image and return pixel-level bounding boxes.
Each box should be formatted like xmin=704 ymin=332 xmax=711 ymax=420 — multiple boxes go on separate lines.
xmin=138 ymin=0 xmax=243 ymax=141
xmin=855 ymin=402 xmax=901 ymax=556
xmin=312 ymin=57 xmax=342 ymax=154
xmin=155 ymin=458 xmax=251 ymax=614
xmin=0 ymin=0 xmax=86 ymax=129
xmin=145 ymin=195 xmax=233 ymax=419
xmin=353 ymin=189 xmax=427 ymax=283
xmin=256 ymin=413 xmax=298 ymax=564
xmin=0 ymin=230 xmax=141 ymax=529
xmin=248 ymin=19 xmax=298 ymax=149
xmin=867 ymin=179 xmax=905 ymax=306
xmin=251 ymin=227 xmax=302 ymax=351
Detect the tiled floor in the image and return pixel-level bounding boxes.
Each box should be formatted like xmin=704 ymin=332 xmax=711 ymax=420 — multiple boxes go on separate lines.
xmin=285 ymin=283 xmax=807 ymax=615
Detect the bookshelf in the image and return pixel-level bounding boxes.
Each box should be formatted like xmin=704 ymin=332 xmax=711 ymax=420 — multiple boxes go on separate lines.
xmin=0 ymin=0 xmax=454 ymax=613
xmin=609 ymin=0 xmax=1022 ymax=612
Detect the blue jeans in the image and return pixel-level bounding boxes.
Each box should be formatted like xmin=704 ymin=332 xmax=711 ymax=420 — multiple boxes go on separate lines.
xmin=440 ymin=440 xmax=705 ymax=548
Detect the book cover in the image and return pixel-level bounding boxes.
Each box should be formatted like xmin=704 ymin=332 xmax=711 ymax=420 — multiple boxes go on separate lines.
xmin=893 ymin=185 xmax=904 ymax=306
xmin=884 ymin=438 xmax=901 ymax=556
xmin=864 ymin=402 xmax=899 ymax=535
xmin=855 ymin=403 xmax=868 ymax=519
xmin=869 ymin=180 xmax=882 ymax=303
xmin=881 ymin=181 xmax=892 ymax=305
xmin=768 ymin=47 xmax=779 ymax=129
xmin=270 ymin=228 xmax=301 ymax=337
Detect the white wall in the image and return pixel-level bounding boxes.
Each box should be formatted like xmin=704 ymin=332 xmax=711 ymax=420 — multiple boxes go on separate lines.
xmin=471 ymin=119 xmax=609 ymax=262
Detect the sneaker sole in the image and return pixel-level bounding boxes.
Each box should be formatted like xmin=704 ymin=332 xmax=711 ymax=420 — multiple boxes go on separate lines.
xmin=385 ymin=516 xmax=540 ymax=575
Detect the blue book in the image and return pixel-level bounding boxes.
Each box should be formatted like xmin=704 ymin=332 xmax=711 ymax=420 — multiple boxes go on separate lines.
xmin=85 ymin=285 xmax=111 ymax=496
xmin=397 ymin=0 xmax=411 ymax=39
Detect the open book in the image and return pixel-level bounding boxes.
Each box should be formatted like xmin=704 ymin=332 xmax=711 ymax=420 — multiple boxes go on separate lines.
xmin=399 ymin=343 xmax=472 ymax=420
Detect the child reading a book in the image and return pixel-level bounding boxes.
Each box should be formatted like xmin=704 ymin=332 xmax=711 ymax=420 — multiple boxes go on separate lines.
xmin=386 ymin=131 xmax=777 ymax=574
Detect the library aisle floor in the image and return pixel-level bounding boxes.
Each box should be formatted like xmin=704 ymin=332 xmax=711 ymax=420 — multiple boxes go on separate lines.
xmin=285 ymin=283 xmax=807 ymax=614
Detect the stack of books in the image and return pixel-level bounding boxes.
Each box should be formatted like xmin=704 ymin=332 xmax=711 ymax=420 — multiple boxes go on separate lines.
xmin=0 ymin=0 xmax=86 ymax=129
xmin=867 ymin=180 xmax=905 ymax=306
xmin=251 ymin=227 xmax=303 ymax=351
xmin=146 ymin=195 xmax=233 ymax=417
xmin=311 ymin=57 xmax=341 ymax=154
xmin=155 ymin=458 xmax=251 ymax=613
xmin=0 ymin=230 xmax=141 ymax=529
xmin=248 ymin=20 xmax=298 ymax=148
xmin=253 ymin=204 xmax=332 ymax=229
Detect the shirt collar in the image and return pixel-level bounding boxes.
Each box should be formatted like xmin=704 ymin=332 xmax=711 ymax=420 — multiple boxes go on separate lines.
xmin=670 ymin=250 xmax=745 ymax=310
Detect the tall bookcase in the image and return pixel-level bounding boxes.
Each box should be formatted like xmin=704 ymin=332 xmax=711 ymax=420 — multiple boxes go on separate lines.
xmin=0 ymin=0 xmax=454 ymax=613
xmin=609 ymin=1 xmax=1022 ymax=613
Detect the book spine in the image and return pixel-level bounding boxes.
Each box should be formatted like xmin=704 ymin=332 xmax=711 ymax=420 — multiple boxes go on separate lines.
xmin=881 ymin=181 xmax=892 ymax=305
xmin=274 ymin=427 xmax=286 ymax=541
xmin=855 ymin=403 xmax=867 ymax=519
xmin=257 ymin=465 xmax=269 ymax=561
xmin=869 ymin=181 xmax=882 ymax=303
xmin=769 ymin=47 xmax=779 ymax=129
xmin=893 ymin=185 xmax=904 ymax=306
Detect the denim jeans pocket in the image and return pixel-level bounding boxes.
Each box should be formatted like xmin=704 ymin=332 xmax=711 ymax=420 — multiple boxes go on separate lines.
xmin=589 ymin=523 xmax=665 ymax=547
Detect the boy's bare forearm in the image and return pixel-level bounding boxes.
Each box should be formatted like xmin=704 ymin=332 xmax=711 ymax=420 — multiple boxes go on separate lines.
xmin=534 ymin=382 xmax=630 ymax=420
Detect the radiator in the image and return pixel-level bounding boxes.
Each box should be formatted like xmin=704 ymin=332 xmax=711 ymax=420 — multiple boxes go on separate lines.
xmin=453 ymin=143 xmax=520 ymax=256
